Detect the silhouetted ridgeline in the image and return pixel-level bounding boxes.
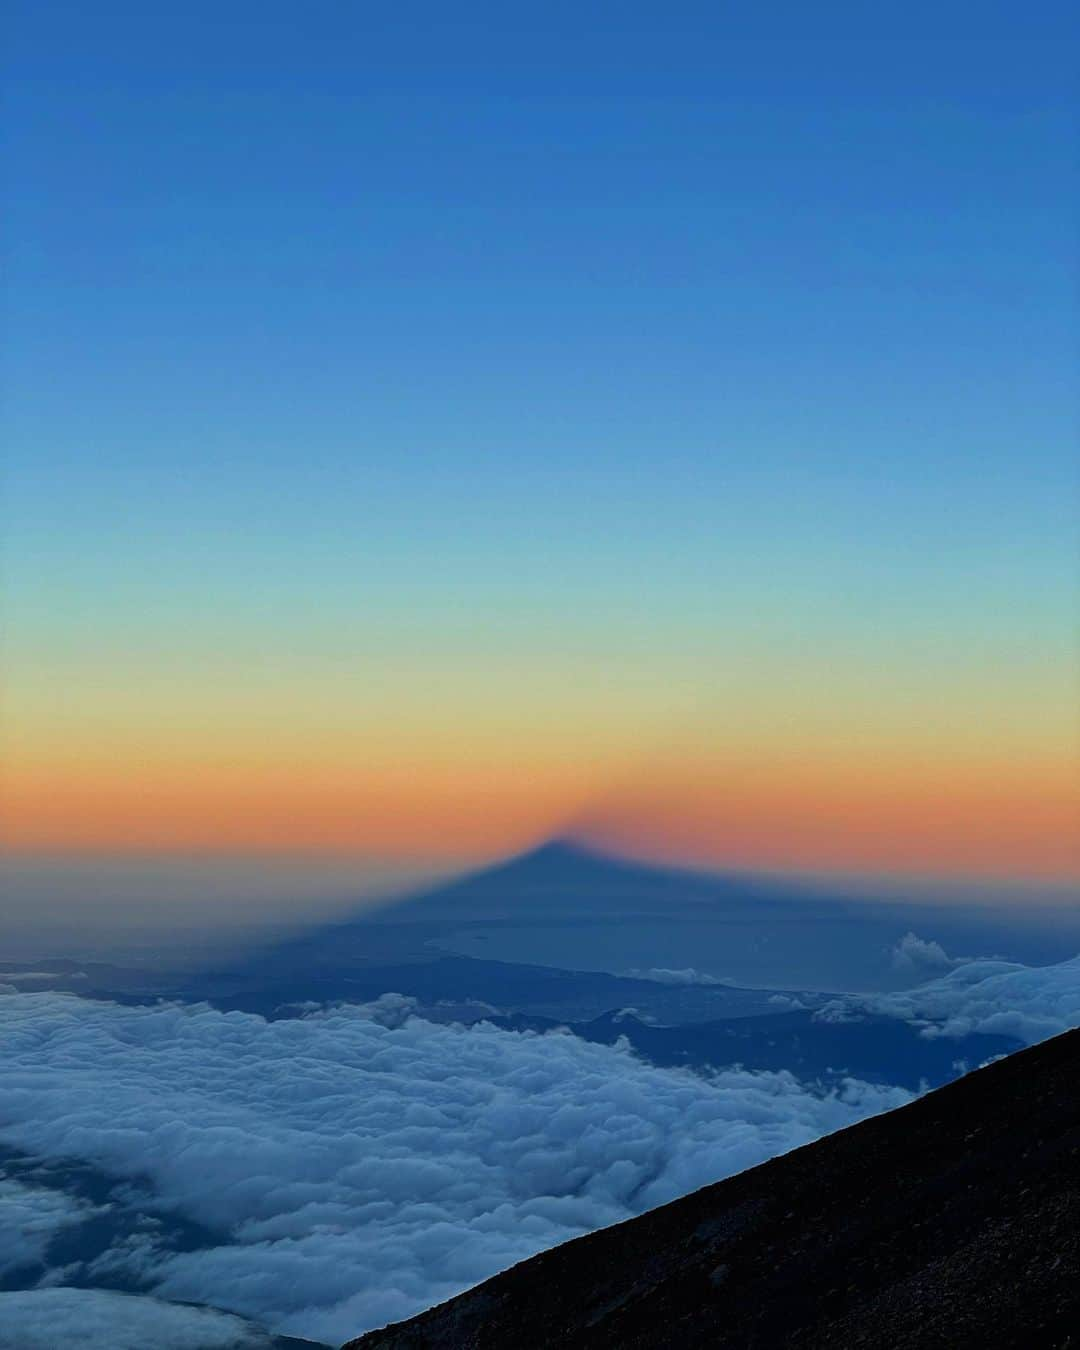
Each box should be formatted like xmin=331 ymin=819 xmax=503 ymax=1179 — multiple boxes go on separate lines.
xmin=344 ymin=1029 xmax=1080 ymax=1349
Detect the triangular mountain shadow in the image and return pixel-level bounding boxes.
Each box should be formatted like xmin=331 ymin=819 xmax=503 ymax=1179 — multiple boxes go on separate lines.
xmin=362 ymin=836 xmax=821 ymax=924
xmin=223 ymin=837 xmax=839 ymax=993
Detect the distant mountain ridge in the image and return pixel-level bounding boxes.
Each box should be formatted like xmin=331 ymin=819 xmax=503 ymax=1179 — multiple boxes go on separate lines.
xmin=344 ymin=1027 xmax=1080 ymax=1349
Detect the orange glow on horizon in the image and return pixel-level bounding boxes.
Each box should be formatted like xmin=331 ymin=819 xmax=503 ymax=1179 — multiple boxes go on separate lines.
xmin=0 ymin=754 xmax=601 ymax=861
xmin=2 ymin=742 xmax=1077 ymax=883
xmin=573 ymin=747 xmax=1080 ymax=882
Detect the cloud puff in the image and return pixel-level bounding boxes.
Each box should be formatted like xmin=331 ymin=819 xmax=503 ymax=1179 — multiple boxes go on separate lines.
xmin=767 ymin=994 xmax=807 ymax=1010
xmin=0 ymin=1288 xmax=293 ymax=1350
xmin=0 ymin=993 xmax=910 ymax=1344
xmin=621 ymin=967 xmax=725 ymax=986
xmin=820 ymin=954 xmax=1080 ymax=1044
xmin=0 ymin=1178 xmax=90 ymax=1276
xmin=889 ymin=932 xmax=964 ymax=975
xmin=0 ymin=971 xmax=78 ymax=984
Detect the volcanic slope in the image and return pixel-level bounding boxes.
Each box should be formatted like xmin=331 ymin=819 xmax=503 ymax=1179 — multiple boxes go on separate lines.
xmin=345 ymin=1026 xmax=1080 ymax=1349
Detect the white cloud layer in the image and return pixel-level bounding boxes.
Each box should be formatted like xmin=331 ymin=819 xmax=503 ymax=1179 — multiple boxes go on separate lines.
xmin=0 ymin=1288 xmax=289 ymax=1350
xmin=767 ymin=993 xmax=807 ymax=1010
xmin=621 ymin=966 xmax=724 ymax=985
xmin=0 ymin=992 xmax=910 ymax=1344
xmin=0 ymin=1178 xmax=90 ymax=1276
xmin=0 ymin=970 xmax=86 ymax=983
xmin=820 ymin=954 xmax=1080 ymax=1044
xmin=889 ymin=931 xmax=966 ymax=974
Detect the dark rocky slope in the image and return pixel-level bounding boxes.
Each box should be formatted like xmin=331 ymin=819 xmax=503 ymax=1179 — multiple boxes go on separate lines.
xmin=344 ymin=1028 xmax=1080 ymax=1349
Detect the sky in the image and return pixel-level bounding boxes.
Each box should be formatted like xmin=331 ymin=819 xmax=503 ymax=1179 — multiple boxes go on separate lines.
xmin=2 ymin=4 xmax=1078 ymax=886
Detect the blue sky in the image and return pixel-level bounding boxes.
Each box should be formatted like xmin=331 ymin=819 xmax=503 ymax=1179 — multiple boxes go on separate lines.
xmin=2 ymin=3 xmax=1078 ymax=878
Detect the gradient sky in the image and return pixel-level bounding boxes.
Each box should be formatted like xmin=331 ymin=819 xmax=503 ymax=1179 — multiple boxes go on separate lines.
xmin=3 ymin=5 xmax=1078 ymax=883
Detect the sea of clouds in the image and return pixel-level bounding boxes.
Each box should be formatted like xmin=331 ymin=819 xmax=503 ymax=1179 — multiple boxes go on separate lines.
xmin=0 ymin=1288 xmax=303 ymax=1350
xmin=0 ymin=1176 xmax=91 ymax=1277
xmin=820 ymin=952 xmax=1080 ymax=1045
xmin=0 ymin=991 xmax=909 ymax=1344
xmin=1 ymin=952 xmax=1077 ymax=1346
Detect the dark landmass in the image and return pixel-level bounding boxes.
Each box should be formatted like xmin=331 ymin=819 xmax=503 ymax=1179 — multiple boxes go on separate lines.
xmin=0 ymin=952 xmax=825 ymax=1025
xmin=345 ymin=1027 xmax=1080 ymax=1350
xmin=489 ymin=1007 xmax=1016 ymax=1092
xmin=188 ymin=967 xmax=1012 ymax=1092
xmin=181 ymin=954 xmax=819 ymax=1024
